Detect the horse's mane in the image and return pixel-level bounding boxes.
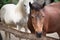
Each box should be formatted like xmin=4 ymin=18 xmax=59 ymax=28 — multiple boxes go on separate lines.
xmin=30 ymin=1 xmax=46 ymax=11
xmin=31 ymin=2 xmax=42 ymax=11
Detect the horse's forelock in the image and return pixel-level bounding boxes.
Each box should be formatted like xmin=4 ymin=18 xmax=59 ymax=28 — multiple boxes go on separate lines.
xmin=31 ymin=2 xmax=42 ymax=11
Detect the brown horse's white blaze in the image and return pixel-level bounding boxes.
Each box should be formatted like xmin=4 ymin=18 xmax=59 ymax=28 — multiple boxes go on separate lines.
xmin=31 ymin=10 xmax=44 ymax=32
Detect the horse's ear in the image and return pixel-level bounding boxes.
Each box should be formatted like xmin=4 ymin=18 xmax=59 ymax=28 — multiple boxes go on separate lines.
xmin=29 ymin=2 xmax=33 ymax=8
xmin=41 ymin=2 xmax=46 ymax=8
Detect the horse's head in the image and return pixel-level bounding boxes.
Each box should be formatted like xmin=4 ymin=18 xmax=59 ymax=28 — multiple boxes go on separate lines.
xmin=29 ymin=2 xmax=45 ymax=38
xmin=23 ymin=0 xmax=34 ymax=14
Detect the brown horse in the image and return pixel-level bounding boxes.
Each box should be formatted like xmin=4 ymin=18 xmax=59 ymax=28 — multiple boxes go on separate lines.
xmin=28 ymin=2 xmax=60 ymax=38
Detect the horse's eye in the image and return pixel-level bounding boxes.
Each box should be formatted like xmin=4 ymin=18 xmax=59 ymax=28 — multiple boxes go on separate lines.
xmin=42 ymin=15 xmax=44 ymax=17
xmin=24 ymin=5 xmax=26 ymax=7
xmin=31 ymin=16 xmax=34 ymax=18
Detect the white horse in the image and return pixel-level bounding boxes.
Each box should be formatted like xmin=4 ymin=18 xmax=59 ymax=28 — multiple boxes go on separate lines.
xmin=0 ymin=0 xmax=34 ymax=40
xmin=0 ymin=0 xmax=25 ymax=29
xmin=0 ymin=0 xmax=25 ymax=40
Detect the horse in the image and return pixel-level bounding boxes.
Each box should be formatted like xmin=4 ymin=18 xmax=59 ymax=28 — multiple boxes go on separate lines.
xmin=0 ymin=0 xmax=34 ymax=40
xmin=28 ymin=2 xmax=60 ymax=39
xmin=0 ymin=0 xmax=27 ymax=31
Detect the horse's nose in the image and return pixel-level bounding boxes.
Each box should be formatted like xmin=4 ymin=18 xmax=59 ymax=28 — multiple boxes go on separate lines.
xmin=36 ymin=32 xmax=42 ymax=38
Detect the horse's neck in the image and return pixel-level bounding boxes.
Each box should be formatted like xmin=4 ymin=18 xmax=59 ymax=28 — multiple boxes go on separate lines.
xmin=15 ymin=0 xmax=26 ymax=16
xmin=16 ymin=0 xmax=24 ymax=12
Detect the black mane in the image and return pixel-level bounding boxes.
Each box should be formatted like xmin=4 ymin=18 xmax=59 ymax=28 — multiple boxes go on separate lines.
xmin=32 ymin=2 xmax=42 ymax=11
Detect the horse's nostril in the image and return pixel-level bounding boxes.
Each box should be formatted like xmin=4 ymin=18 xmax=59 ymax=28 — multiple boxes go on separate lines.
xmin=36 ymin=32 xmax=42 ymax=38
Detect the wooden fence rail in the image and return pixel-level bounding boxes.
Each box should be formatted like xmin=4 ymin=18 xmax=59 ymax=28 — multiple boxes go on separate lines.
xmin=0 ymin=22 xmax=59 ymax=40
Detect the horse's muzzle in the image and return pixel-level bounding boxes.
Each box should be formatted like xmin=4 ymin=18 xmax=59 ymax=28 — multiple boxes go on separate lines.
xmin=36 ymin=32 xmax=42 ymax=38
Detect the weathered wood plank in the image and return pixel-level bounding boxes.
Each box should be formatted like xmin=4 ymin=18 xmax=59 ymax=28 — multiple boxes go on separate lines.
xmin=0 ymin=22 xmax=59 ymax=40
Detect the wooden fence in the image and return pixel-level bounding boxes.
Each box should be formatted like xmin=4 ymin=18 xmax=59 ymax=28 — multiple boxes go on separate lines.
xmin=0 ymin=22 xmax=59 ymax=40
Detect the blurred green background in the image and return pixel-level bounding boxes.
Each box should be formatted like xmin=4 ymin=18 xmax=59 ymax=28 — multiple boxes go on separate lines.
xmin=0 ymin=0 xmax=18 ymax=8
xmin=0 ymin=0 xmax=60 ymax=9
xmin=55 ymin=0 xmax=60 ymax=2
